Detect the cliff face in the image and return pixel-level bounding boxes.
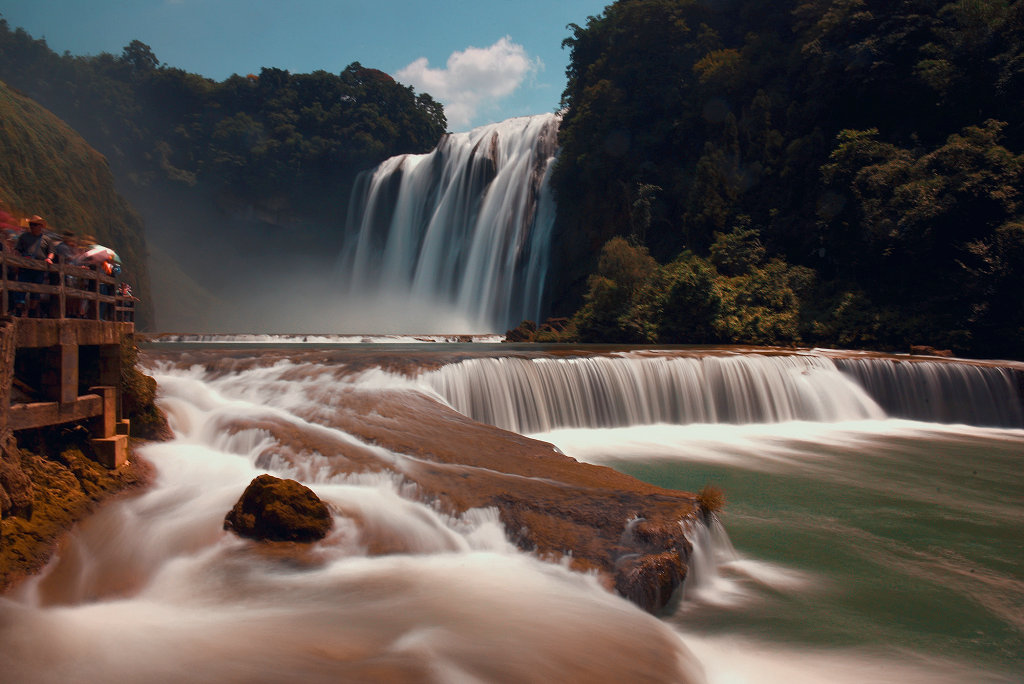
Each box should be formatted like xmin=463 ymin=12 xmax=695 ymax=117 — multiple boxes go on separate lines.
xmin=0 ymin=80 xmax=154 ymax=329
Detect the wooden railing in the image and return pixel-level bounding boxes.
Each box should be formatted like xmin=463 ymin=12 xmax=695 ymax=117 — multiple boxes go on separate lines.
xmin=0 ymin=252 xmax=136 ymax=322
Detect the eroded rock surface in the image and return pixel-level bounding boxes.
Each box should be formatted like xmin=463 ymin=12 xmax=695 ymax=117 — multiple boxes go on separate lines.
xmin=0 ymin=429 xmax=33 ymax=518
xmin=212 ymin=387 xmax=699 ymax=612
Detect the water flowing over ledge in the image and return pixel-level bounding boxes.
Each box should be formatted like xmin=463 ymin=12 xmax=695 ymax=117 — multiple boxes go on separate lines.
xmin=6 ymin=344 xmax=1021 ymax=683
xmin=833 ymin=357 xmax=1024 ymax=426
xmin=145 ymin=333 xmax=504 ymax=345
xmin=335 ymin=114 xmax=560 ymax=332
xmin=420 ymin=350 xmax=1024 ymax=432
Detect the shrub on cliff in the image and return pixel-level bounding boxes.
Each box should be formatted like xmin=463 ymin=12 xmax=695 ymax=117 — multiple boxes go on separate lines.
xmin=628 ymin=252 xmax=723 ymax=344
xmin=119 ymin=337 xmax=171 ymax=441
xmin=572 ymin=228 xmax=813 ymax=346
xmin=573 ymin=237 xmax=656 ymax=342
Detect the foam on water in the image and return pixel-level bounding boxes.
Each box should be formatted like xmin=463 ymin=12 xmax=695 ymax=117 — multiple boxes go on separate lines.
xmin=6 ymin=348 xmax=1022 ymax=682
xmin=1 ymin=358 xmax=705 ymax=683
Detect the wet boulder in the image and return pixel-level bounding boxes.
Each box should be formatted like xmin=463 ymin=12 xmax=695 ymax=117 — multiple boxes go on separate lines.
xmin=614 ymin=551 xmax=687 ymax=614
xmin=224 ymin=474 xmax=332 ymax=542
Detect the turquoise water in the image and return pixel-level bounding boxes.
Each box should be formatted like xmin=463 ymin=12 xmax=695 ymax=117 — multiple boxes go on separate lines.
xmin=544 ymin=422 xmax=1024 ymax=682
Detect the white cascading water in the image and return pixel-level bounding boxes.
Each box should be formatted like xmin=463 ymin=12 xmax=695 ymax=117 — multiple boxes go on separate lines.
xmin=336 ymin=114 xmax=560 ymax=332
xmin=834 ymin=357 xmax=1024 ymax=427
xmin=4 ymin=348 xmax=1021 ymax=683
xmin=680 ymin=515 xmax=809 ymax=608
xmin=420 ymin=352 xmax=887 ymax=433
xmin=419 ymin=352 xmax=1024 ymax=433
xmin=0 ymin=361 xmax=705 ymax=684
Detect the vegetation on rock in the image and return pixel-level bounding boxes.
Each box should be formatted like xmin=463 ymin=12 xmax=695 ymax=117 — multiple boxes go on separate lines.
xmin=551 ymin=0 xmax=1024 ymax=358
xmin=0 ymin=425 xmax=152 ymax=592
xmin=696 ymin=484 xmax=726 ymax=517
xmin=119 ymin=336 xmax=172 ymax=441
xmin=224 ymin=474 xmax=333 ymax=543
xmin=0 ymin=80 xmax=154 ymax=328
xmin=0 ymin=20 xmax=447 ymax=253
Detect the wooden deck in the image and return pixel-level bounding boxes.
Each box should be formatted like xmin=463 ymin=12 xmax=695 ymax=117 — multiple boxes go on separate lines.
xmin=1 ymin=255 xmax=137 ymax=467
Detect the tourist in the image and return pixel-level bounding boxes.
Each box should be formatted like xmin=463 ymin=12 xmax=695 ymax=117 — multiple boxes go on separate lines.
xmin=51 ymin=230 xmax=81 ymax=264
xmin=13 ymin=215 xmax=54 ymax=317
xmin=0 ymin=199 xmax=18 ymax=252
xmin=78 ymin=236 xmax=120 ymax=320
xmin=52 ymin=231 xmax=87 ymax=317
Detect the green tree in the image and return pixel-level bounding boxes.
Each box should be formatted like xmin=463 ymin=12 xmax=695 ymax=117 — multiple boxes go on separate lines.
xmin=709 ymin=218 xmax=766 ymax=276
xmin=573 ymin=237 xmax=657 ymax=342
xmin=632 ymin=252 xmax=723 ymax=344
xmin=120 ymin=40 xmax=159 ymax=77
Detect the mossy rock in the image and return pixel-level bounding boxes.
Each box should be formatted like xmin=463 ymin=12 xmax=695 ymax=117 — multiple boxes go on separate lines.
xmin=223 ymin=474 xmax=332 ymax=543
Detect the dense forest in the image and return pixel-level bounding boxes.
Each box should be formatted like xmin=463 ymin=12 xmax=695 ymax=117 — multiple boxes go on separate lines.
xmin=1 ymin=3 xmax=1022 ymax=356
xmin=544 ymin=0 xmax=1024 ymax=359
xmin=0 ymin=22 xmax=446 ymax=218
xmin=0 ymin=18 xmax=447 ymax=329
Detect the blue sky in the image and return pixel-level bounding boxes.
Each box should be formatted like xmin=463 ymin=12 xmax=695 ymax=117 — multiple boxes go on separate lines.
xmin=2 ymin=0 xmax=611 ymax=131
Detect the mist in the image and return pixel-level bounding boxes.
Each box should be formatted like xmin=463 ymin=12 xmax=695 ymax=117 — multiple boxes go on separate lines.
xmin=137 ymin=114 xmax=559 ymax=335
xmin=145 ymin=208 xmax=495 ymax=334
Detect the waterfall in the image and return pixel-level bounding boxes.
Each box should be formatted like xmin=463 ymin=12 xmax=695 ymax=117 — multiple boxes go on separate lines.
xmin=420 ymin=352 xmax=1024 ymax=432
xmin=336 ymin=114 xmax=560 ymax=333
xmin=420 ymin=353 xmax=886 ymax=433
xmin=682 ymin=516 xmax=741 ymax=604
xmin=835 ymin=358 xmax=1024 ymax=427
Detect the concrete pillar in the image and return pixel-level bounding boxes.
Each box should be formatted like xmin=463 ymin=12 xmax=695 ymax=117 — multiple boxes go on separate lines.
xmin=41 ymin=344 xmax=78 ymax=405
xmin=89 ymin=385 xmax=116 ymax=438
xmin=98 ymin=344 xmax=120 ymax=388
xmin=0 ymin=317 xmax=16 ymax=432
xmin=90 ymin=435 xmax=127 ymax=468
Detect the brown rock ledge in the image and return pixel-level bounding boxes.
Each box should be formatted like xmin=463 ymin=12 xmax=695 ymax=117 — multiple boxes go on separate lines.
xmin=0 ymin=428 xmax=153 ymax=593
xmin=214 ymin=386 xmax=702 ymax=613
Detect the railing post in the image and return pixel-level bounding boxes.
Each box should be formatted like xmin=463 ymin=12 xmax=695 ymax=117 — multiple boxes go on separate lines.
xmin=1 ymin=253 xmax=7 ymax=317
xmin=91 ymin=269 xmax=99 ymax=320
xmin=58 ymin=262 xmax=67 ymax=319
xmin=89 ymin=384 xmax=127 ymax=469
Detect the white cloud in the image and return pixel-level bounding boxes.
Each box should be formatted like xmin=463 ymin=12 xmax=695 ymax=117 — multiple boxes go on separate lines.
xmin=396 ymin=36 xmax=542 ymax=130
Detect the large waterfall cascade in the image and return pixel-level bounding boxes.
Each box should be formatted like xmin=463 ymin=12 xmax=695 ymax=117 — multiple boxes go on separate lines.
xmin=418 ymin=352 xmax=1024 ymax=433
xmin=337 ymin=114 xmax=560 ymax=332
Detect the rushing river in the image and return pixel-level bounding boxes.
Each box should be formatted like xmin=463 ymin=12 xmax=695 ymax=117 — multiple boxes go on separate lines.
xmin=1 ymin=341 xmax=1021 ymax=683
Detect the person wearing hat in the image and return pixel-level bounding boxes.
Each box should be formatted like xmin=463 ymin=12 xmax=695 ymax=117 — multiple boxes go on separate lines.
xmin=13 ymin=215 xmax=55 ymax=316
xmin=15 ymin=216 xmax=53 ymax=258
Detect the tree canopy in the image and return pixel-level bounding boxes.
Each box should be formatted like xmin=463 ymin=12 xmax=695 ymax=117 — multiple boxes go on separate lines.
xmin=549 ymin=0 xmax=1024 ymax=358
xmin=0 ymin=20 xmax=447 ymax=223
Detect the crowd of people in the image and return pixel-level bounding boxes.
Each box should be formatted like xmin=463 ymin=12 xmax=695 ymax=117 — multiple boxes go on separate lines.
xmin=0 ymin=207 xmax=131 ymax=319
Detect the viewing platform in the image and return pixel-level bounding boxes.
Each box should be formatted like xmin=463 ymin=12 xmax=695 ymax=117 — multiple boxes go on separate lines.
xmin=0 ymin=253 xmax=138 ymax=468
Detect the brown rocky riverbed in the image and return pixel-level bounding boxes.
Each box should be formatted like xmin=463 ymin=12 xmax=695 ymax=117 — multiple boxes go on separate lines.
xmin=0 ymin=428 xmax=153 ymax=593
